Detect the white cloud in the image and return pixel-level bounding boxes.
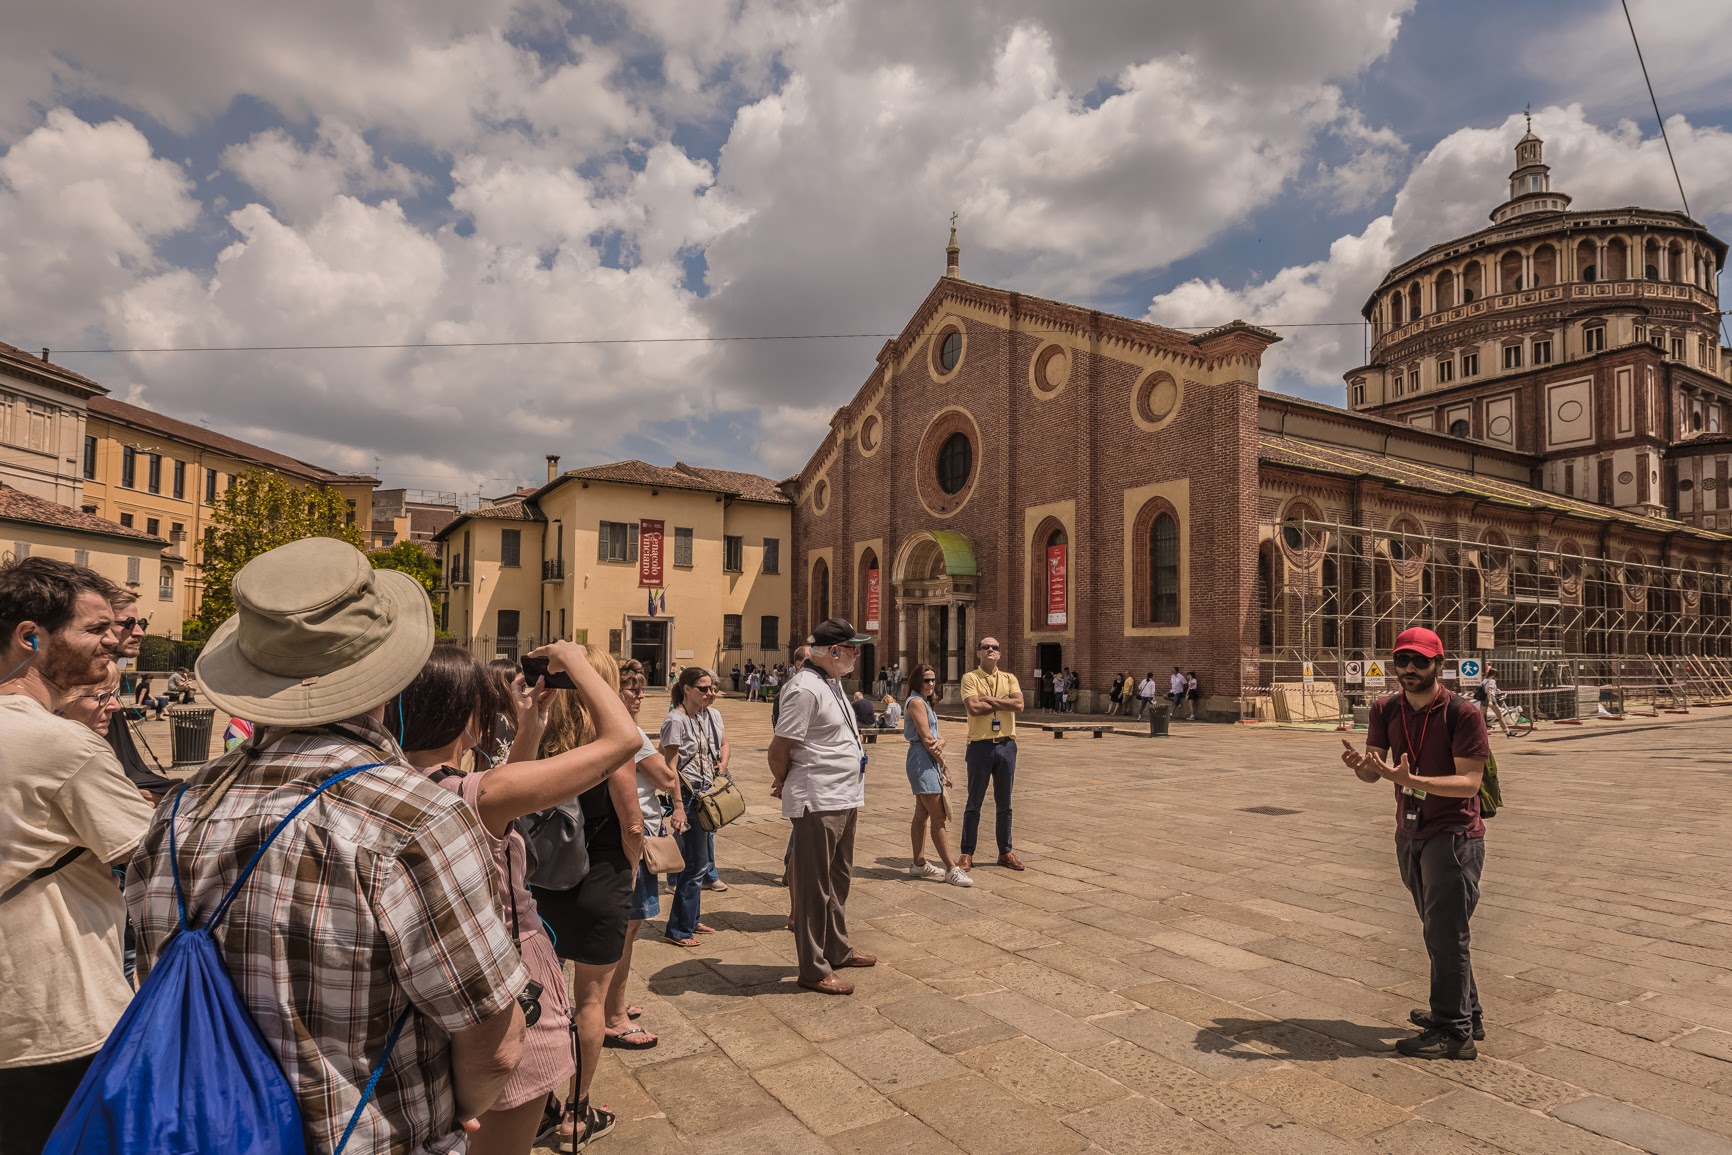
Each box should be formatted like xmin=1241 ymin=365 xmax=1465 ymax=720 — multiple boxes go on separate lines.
xmin=1147 ymin=104 xmax=1732 ymax=398
xmin=223 ymin=122 xmax=425 ymax=225
xmin=1538 ymin=0 xmax=1732 ymax=119
xmin=0 ymin=110 xmax=198 ymax=346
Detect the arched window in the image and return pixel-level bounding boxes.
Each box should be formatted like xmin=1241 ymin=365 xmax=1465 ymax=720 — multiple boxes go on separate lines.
xmin=1577 ymin=239 xmax=1597 ymax=283
xmin=1499 ymin=250 xmax=1524 ymax=292
xmin=1435 ymin=268 xmax=1456 ymax=310
xmin=1132 ymin=498 xmax=1182 ymax=628
xmin=1668 ymin=240 xmax=1685 ymax=282
xmin=1532 ymin=244 xmax=1557 ymax=287
xmin=1644 ymin=238 xmax=1660 ymax=281
xmin=1390 ymin=292 xmax=1405 ymax=327
xmin=1463 ymin=262 xmax=1482 ymax=302
xmin=1606 ymin=237 xmax=1628 ymax=280
xmin=1407 ymin=282 xmax=1422 ymax=320
xmin=810 ymin=557 xmax=830 ymax=626
xmin=1030 ymin=519 xmax=1070 ymax=631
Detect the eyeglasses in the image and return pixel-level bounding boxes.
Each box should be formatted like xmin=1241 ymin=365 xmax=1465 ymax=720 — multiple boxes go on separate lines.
xmin=112 ymin=617 xmax=149 ymax=633
xmin=695 ymin=684 xmax=716 ymax=693
xmin=1391 ymin=652 xmax=1434 ymax=669
xmin=920 ymin=676 xmax=937 ymax=683
xmin=77 ymin=690 xmax=119 ymax=706
xmin=978 ymin=643 xmax=1001 ymax=652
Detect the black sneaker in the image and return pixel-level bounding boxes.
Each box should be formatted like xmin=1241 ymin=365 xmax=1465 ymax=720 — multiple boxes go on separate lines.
xmin=1395 ymin=1026 xmax=1477 ymax=1060
xmin=1409 ymin=1008 xmax=1485 ymax=1040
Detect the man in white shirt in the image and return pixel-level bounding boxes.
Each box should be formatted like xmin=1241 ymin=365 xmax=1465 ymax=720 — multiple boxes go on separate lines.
xmin=1168 ymin=668 xmax=1187 ymax=716
xmin=769 ymin=618 xmax=875 ymax=995
xmin=0 ymin=558 xmax=154 ymax=1151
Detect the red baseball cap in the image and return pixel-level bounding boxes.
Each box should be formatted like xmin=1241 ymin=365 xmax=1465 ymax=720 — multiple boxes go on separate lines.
xmin=1393 ymin=627 xmax=1444 ymax=658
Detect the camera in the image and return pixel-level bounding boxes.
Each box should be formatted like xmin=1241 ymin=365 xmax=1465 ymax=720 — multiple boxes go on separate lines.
xmin=517 ymin=979 xmax=544 ymax=1027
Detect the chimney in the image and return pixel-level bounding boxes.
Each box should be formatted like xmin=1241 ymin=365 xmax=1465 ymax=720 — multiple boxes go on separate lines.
xmin=546 ymin=454 xmax=560 ymax=482
xmin=40 ymin=348 xmax=50 ymax=362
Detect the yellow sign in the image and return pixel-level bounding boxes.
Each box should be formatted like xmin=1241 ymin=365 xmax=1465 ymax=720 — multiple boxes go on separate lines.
xmin=1302 ymin=662 xmax=1316 ymax=683
xmin=1365 ymin=661 xmax=1385 ymax=678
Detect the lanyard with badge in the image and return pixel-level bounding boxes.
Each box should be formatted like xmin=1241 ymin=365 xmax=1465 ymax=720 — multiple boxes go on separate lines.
xmin=988 ymin=671 xmax=1004 ymax=733
xmin=806 ymin=660 xmax=868 ymax=777
xmin=1397 ymin=696 xmax=1432 ymax=832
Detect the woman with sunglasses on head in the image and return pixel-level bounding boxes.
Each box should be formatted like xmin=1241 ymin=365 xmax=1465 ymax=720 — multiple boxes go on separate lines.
xmin=659 ymin=667 xmax=728 ymax=946
xmin=388 ymin=640 xmax=639 ymax=1155
xmin=600 ymin=659 xmax=679 ymax=1050
xmin=903 ymin=663 xmax=971 ymax=887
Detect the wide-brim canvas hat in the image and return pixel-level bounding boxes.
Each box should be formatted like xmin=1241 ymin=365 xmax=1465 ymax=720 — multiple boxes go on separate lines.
xmin=196 ymin=537 xmax=435 ymax=727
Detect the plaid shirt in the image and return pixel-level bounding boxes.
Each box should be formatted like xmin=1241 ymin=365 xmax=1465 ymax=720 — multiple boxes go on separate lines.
xmin=126 ymin=718 xmax=527 ymax=1155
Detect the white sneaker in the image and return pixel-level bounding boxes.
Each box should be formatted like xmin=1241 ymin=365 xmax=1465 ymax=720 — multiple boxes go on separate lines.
xmin=909 ymin=860 xmax=945 ymax=880
xmin=944 ymin=867 xmax=974 ymax=887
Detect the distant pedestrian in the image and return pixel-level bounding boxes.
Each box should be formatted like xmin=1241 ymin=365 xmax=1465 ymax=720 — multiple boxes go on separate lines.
xmin=1135 ymin=672 xmax=1156 ymax=720
xmin=1341 ymin=627 xmax=1490 ymax=1062
xmin=1108 ymin=672 xmax=1124 ymax=716
xmin=730 ymin=664 xmax=742 ymax=693
xmin=1119 ymin=672 xmax=1137 ymax=716
xmin=771 ymin=619 xmax=875 ymax=994
xmin=851 ymin=690 xmax=878 ymax=731
xmin=746 ymin=668 xmax=762 ymax=701
xmin=1168 ymin=667 xmax=1186 ymax=716
xmin=1186 ymin=671 xmax=1200 ymax=721
xmin=959 ymin=637 xmax=1025 ymax=872
xmin=1054 ymin=670 xmax=1070 ymax=714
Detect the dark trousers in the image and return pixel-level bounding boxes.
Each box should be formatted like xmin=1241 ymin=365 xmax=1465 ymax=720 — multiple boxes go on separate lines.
xmin=789 ymin=808 xmax=857 ymax=982
xmin=0 ymin=1052 xmax=95 ymax=1153
xmin=1396 ymin=832 xmax=1484 ymax=1037
xmin=961 ymin=739 xmax=1017 ymax=856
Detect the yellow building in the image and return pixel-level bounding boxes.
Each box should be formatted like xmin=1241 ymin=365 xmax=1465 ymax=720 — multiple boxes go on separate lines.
xmin=81 ymin=397 xmax=377 ymax=629
xmin=0 ymin=342 xmax=105 ymax=506
xmin=0 ymin=483 xmax=183 ymax=606
xmin=436 ymin=459 xmax=792 ymax=684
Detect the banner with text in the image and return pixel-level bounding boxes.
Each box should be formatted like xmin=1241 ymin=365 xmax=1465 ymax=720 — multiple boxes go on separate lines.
xmin=639 ymin=519 xmax=664 ymax=587
xmin=1046 ymin=545 xmax=1068 ymax=626
xmin=865 ymin=567 xmax=881 ymax=632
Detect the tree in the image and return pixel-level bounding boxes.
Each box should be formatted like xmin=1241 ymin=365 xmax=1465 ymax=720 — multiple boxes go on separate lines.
xmin=196 ymin=469 xmax=364 ymax=632
xmin=370 ymin=540 xmax=441 ymax=596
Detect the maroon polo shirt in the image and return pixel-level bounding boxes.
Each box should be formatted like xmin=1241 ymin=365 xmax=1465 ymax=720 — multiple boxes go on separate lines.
xmin=1366 ymin=686 xmax=1490 ymax=840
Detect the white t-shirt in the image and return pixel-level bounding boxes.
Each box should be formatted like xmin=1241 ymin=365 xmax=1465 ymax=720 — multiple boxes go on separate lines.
xmin=773 ymin=667 xmax=866 ymax=818
xmin=881 ymin=699 xmax=903 ymax=728
xmin=632 ymin=729 xmax=665 ymax=834
xmin=659 ymin=707 xmax=723 ymax=791
xmin=1137 ymin=678 xmax=1157 ymax=698
xmin=1169 ymin=673 xmax=1186 ymax=696
xmin=0 ymin=695 xmax=155 ymax=1066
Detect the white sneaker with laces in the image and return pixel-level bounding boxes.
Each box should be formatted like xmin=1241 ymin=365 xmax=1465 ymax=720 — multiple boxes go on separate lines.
xmin=945 ymin=867 xmax=974 ymax=887
xmin=909 ymin=860 xmax=945 ymax=880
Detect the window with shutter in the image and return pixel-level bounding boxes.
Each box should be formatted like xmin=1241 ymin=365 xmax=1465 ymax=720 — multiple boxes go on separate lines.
xmin=723 ymin=535 xmax=744 ymax=572
xmin=759 ymin=615 xmax=779 ymax=649
xmin=762 ymin=537 xmax=780 ymax=574
xmin=501 ymin=528 xmax=521 ymax=567
xmin=673 ymin=527 xmax=693 ymax=568
xmin=723 ymin=614 xmax=742 ymax=648
xmin=127 ymin=556 xmax=141 ymax=584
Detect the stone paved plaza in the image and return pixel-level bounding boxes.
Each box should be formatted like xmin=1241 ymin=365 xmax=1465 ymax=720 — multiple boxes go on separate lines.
xmin=563 ymin=700 xmax=1732 ymax=1155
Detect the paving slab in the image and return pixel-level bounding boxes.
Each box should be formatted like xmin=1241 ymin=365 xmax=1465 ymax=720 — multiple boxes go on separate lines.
xmin=1552 ymin=1095 xmax=1732 ymax=1155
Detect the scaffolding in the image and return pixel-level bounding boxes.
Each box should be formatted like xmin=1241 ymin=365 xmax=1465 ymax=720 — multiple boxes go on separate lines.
xmin=1252 ymin=514 xmax=1732 ymax=720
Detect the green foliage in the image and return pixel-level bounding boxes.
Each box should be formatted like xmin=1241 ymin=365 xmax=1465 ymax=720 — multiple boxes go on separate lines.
xmin=138 ymin=635 xmax=178 ymax=671
xmin=369 ymin=540 xmax=442 ymax=594
xmin=196 ymin=469 xmax=364 ymax=632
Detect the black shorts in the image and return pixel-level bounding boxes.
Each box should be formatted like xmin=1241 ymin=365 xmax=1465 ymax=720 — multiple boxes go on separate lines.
xmin=533 ymin=844 xmax=632 ymax=965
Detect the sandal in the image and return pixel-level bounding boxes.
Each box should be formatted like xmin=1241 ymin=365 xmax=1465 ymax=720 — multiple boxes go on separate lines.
xmin=667 ymin=935 xmax=701 ymax=948
xmin=533 ymin=1095 xmax=566 ymax=1150
xmin=603 ymin=1024 xmax=658 ymax=1049
xmin=694 ymin=923 xmax=717 ymax=934
xmin=573 ymin=1097 xmax=617 ymax=1151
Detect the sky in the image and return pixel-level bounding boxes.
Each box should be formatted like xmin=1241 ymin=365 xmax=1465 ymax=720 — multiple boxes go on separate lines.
xmin=4 ymin=0 xmax=1732 ymax=498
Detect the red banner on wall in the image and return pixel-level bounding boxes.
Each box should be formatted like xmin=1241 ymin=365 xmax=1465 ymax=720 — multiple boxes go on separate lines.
xmin=639 ymin=519 xmax=664 ymax=587
xmin=1046 ymin=545 xmax=1068 ymax=626
xmin=865 ymin=567 xmax=881 ymax=632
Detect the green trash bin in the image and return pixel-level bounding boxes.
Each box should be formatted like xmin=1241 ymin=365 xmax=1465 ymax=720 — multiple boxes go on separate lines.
xmin=168 ymin=707 xmax=216 ymax=767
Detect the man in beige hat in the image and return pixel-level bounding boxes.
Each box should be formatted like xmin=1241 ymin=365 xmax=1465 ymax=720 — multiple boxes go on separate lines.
xmin=126 ymin=537 xmax=530 ymax=1151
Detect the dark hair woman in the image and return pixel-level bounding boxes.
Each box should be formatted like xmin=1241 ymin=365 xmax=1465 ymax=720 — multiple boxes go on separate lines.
xmin=393 ymin=641 xmax=638 ymax=1155
xmin=903 ymin=663 xmax=969 ymax=886
xmin=658 ymin=666 xmax=728 ymax=946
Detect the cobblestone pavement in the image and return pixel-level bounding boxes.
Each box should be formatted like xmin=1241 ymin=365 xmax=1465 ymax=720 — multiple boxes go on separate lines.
xmin=561 ymin=701 xmax=1732 ymax=1155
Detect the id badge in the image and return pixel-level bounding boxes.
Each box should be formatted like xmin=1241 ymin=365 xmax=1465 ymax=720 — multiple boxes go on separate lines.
xmin=859 ymin=754 xmax=869 ymax=778
xmin=991 ymin=714 xmax=1002 ymax=733
xmin=1400 ymin=785 xmax=1424 ymax=833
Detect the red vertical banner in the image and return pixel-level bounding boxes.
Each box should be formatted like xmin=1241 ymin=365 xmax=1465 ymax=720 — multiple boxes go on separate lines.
xmin=1046 ymin=544 xmax=1068 ymax=625
xmin=639 ymin=519 xmax=664 ymax=587
xmin=865 ymin=567 xmax=881 ymax=632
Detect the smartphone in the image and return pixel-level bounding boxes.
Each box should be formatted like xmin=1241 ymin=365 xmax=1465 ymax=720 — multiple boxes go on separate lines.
xmin=519 ymin=655 xmax=576 ymax=690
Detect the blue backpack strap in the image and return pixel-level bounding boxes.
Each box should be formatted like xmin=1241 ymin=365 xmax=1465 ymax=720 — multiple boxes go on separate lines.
xmin=200 ymin=762 xmax=386 ymax=932
xmin=332 ymin=1004 xmax=414 ymax=1155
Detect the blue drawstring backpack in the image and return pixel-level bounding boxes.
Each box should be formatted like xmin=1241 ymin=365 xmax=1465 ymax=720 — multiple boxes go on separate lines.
xmin=46 ymin=763 xmax=411 ymax=1155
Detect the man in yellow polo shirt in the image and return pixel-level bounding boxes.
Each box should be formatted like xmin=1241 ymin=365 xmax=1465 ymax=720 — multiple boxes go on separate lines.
xmin=958 ymin=637 xmax=1025 ymax=871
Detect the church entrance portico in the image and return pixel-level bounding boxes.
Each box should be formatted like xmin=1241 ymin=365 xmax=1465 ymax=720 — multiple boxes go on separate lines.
xmin=893 ymin=530 xmax=978 ymax=700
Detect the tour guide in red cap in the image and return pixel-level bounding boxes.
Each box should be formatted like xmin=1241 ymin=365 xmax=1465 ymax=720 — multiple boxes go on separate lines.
xmin=1341 ymin=625 xmax=1491 ymax=1061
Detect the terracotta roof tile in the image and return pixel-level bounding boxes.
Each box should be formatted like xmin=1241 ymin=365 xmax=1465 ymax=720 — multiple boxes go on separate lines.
xmin=473 ymin=498 xmax=543 ymax=522
xmin=0 ymin=485 xmax=165 ymax=543
xmin=0 ymin=341 xmax=108 ymax=395
xmin=88 ymin=397 xmax=376 ymax=486
xmin=1260 ymin=434 xmax=1728 ymax=542
xmin=565 ymin=459 xmax=790 ymax=504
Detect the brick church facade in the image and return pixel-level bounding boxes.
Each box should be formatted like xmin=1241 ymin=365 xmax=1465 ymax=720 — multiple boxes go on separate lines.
xmin=788 ymin=130 xmax=1732 ymax=717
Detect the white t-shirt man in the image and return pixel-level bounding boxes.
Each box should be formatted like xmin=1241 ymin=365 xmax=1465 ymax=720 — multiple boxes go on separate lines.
xmin=772 ymin=666 xmax=866 ymax=818
xmin=1169 ymin=672 xmax=1187 ymax=700
xmin=0 ymin=696 xmax=154 ymax=1068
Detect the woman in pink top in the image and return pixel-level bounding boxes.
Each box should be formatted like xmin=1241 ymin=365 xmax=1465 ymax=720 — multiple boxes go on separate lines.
xmin=390 ymin=641 xmax=638 ymax=1155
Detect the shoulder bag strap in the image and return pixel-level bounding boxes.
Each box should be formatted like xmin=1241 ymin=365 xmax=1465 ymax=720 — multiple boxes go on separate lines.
xmin=332 ymin=1004 xmax=414 ymax=1155
xmin=0 ymin=846 xmax=89 ymax=904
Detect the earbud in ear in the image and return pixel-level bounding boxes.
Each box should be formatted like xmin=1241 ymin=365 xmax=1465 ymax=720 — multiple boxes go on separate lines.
xmin=26 ymin=635 xmax=37 ymax=651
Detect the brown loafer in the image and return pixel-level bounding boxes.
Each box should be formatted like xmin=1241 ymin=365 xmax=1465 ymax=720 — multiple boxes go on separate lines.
xmin=958 ymin=854 xmax=973 ymax=871
xmin=835 ymin=951 xmax=877 ymax=968
xmin=997 ymin=852 xmax=1025 ymax=871
xmin=798 ymin=974 xmax=854 ymax=995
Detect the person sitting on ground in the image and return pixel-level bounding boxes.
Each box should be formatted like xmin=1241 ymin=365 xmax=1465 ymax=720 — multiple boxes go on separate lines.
xmin=903 ymin=662 xmax=969 ymax=887
xmin=0 ymin=558 xmax=155 ymax=1152
xmin=391 ymin=640 xmax=635 ymax=1154
xmin=127 ymin=538 xmax=531 ymax=1152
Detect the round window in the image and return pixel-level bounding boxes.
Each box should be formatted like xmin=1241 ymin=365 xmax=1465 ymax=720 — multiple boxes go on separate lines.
xmin=1681 ymin=479 xmax=1696 ymax=492
xmin=938 ymin=330 xmax=962 ymax=373
xmin=1449 ymin=419 xmax=1471 ymax=438
xmin=936 ymin=432 xmax=972 ymax=494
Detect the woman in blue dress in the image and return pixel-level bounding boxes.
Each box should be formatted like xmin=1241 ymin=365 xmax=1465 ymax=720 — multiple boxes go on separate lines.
xmin=904 ymin=663 xmax=972 ymax=886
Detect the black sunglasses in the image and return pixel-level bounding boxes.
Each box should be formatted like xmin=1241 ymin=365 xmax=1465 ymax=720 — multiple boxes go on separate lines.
xmin=1391 ymin=652 xmax=1435 ymax=668
xmin=113 ymin=616 xmax=150 ymax=633
xmin=920 ymin=675 xmax=937 ymax=683
xmin=978 ymin=643 xmax=1001 ymax=652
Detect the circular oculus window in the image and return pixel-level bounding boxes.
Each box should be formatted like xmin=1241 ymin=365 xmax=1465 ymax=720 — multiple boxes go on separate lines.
xmin=931 ymin=325 xmax=965 ymax=378
xmin=936 ymin=432 xmax=972 ymax=494
xmin=1031 ymin=344 xmax=1070 ymax=397
xmin=1618 ymin=470 xmax=1635 ymax=485
xmin=913 ymin=408 xmax=981 ymax=518
xmin=813 ymin=479 xmax=831 ymax=513
xmin=1133 ymin=371 xmax=1181 ymax=430
xmin=858 ymin=413 xmax=881 ymax=455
